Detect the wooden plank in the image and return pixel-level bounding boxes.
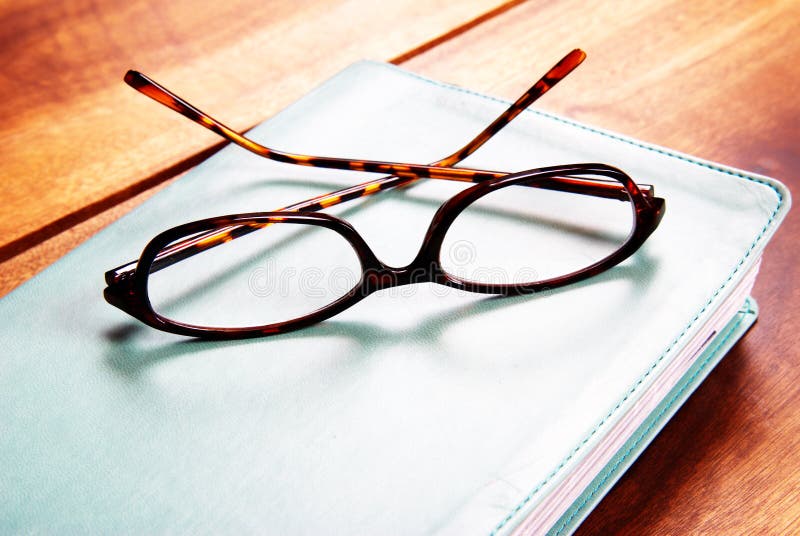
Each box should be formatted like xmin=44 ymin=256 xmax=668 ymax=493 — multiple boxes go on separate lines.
xmin=0 ymin=0 xmax=508 ymax=259
xmin=0 ymin=174 xmax=176 ymax=296
xmin=402 ymin=1 xmax=800 ymax=534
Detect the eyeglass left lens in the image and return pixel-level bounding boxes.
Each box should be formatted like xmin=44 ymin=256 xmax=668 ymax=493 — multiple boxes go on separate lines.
xmin=146 ymin=221 xmax=362 ymax=329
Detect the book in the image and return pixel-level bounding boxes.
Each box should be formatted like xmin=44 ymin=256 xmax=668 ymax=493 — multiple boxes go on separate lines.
xmin=0 ymin=60 xmax=789 ymax=534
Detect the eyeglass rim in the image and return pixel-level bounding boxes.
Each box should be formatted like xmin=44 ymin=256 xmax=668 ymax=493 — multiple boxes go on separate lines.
xmin=428 ymin=163 xmax=662 ymax=294
xmin=104 ymin=163 xmax=664 ymax=339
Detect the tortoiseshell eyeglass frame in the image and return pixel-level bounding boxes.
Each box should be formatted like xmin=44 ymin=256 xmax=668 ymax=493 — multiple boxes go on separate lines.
xmin=104 ymin=50 xmax=665 ymax=339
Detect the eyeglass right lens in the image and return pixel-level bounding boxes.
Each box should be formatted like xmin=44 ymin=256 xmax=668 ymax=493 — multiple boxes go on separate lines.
xmin=146 ymin=221 xmax=362 ymax=329
xmin=439 ymin=176 xmax=635 ymax=286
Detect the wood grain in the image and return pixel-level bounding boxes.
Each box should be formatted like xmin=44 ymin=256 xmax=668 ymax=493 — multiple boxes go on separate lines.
xmin=0 ymin=0 xmax=507 ymax=259
xmin=1 ymin=1 xmax=798 ymax=534
xmin=403 ymin=0 xmax=800 ymax=533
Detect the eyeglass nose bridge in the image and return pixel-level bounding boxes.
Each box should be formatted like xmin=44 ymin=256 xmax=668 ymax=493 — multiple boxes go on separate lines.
xmin=360 ymin=253 xmax=444 ymax=293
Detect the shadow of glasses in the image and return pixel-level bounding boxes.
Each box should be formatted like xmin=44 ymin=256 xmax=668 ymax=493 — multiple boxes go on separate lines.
xmin=103 ymin=246 xmax=658 ymax=377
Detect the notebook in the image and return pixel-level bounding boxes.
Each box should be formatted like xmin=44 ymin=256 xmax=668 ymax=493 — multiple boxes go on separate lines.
xmin=0 ymin=61 xmax=789 ymax=535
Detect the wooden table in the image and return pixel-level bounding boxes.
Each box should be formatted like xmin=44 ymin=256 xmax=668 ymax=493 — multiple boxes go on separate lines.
xmin=2 ymin=1 xmax=798 ymax=533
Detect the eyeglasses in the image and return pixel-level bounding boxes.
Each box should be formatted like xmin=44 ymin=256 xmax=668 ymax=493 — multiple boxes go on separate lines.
xmin=104 ymin=49 xmax=665 ymax=339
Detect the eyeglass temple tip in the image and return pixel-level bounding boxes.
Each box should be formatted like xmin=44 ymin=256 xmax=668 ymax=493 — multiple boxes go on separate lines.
xmin=123 ymin=69 xmax=216 ymax=132
xmin=562 ymin=48 xmax=587 ymax=69
xmin=124 ymin=69 xmax=148 ymax=89
xmin=125 ymin=70 xmax=177 ymax=105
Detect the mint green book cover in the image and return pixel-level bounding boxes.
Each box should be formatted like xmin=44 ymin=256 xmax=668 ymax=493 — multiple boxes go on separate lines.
xmin=0 ymin=62 xmax=788 ymax=534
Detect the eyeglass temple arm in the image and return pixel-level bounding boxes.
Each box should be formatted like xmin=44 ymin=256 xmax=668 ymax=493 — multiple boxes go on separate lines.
xmin=130 ymin=51 xmax=638 ymax=218
xmin=108 ymin=174 xmax=642 ymax=284
xmin=125 ymin=70 xmax=501 ymax=183
xmin=124 ymin=49 xmax=597 ymax=178
xmin=126 ymin=51 xmax=652 ymax=205
xmin=435 ymin=48 xmax=586 ymax=167
xmin=124 ymin=49 xmax=633 ymax=199
xmin=287 ymin=48 xmax=608 ymax=215
xmin=126 ymin=50 xmax=656 ymax=206
xmin=109 ymin=51 xmax=651 ymax=282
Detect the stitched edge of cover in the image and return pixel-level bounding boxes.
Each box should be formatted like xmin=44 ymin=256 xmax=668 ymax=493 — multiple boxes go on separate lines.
xmin=550 ymin=299 xmax=756 ymax=535
xmin=364 ymin=61 xmax=787 ymax=536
